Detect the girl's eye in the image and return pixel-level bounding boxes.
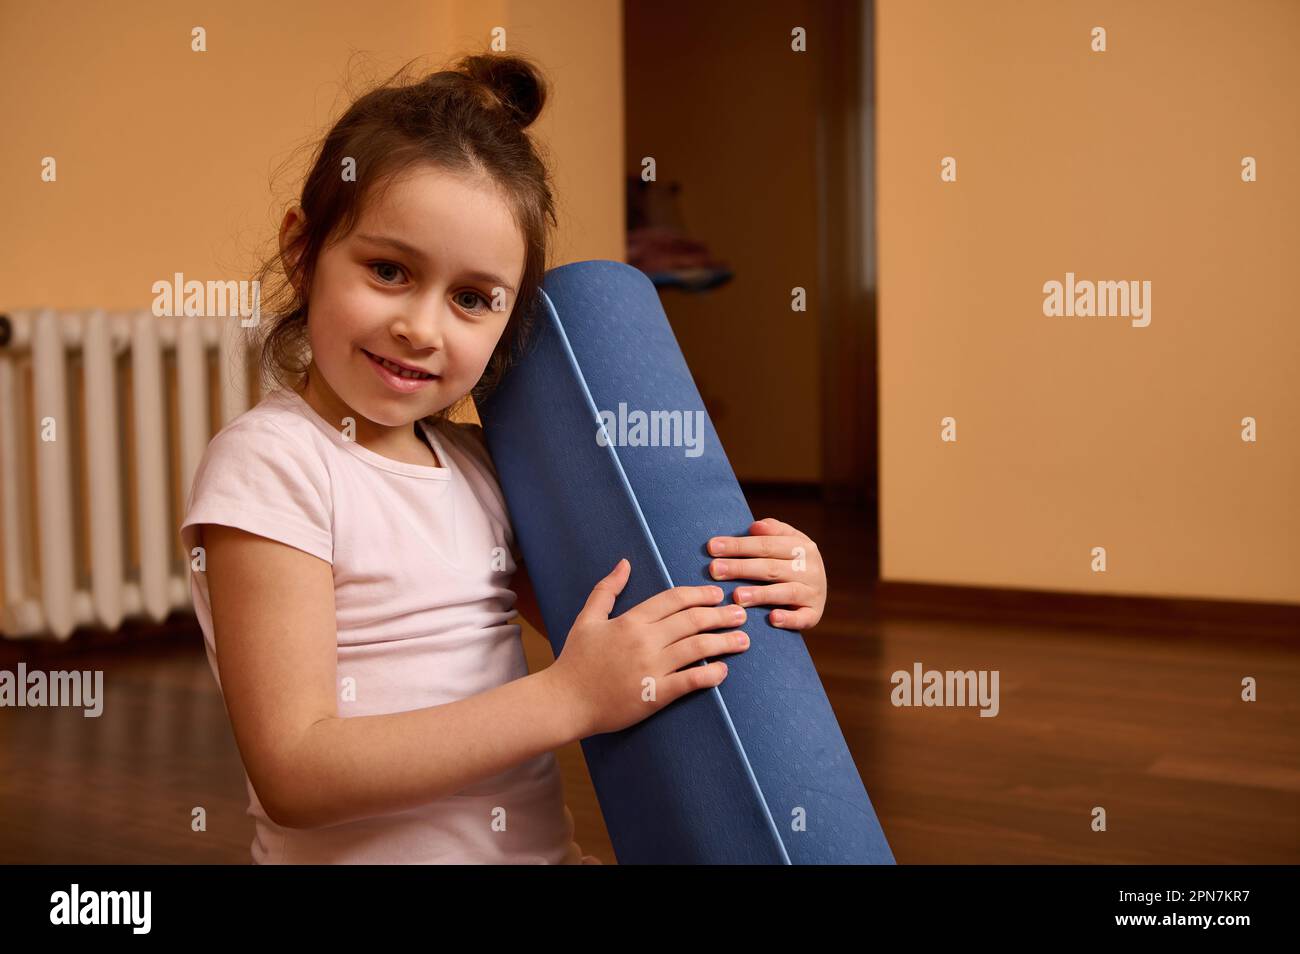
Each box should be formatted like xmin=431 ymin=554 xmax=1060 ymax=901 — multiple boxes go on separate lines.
xmin=454 ymin=290 xmax=491 ymax=313
xmin=369 ymin=261 xmax=406 ymax=285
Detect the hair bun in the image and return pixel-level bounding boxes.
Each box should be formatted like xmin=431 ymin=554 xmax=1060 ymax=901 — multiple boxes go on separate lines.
xmin=455 ymin=53 xmax=547 ymax=129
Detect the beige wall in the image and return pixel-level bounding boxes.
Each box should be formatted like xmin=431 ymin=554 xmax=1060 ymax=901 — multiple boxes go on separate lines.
xmin=0 ymin=0 xmax=623 ymax=619
xmin=876 ymin=0 xmax=1299 ymax=602
xmin=625 ymin=0 xmax=823 ymax=483
xmin=0 ymin=0 xmax=622 ymax=307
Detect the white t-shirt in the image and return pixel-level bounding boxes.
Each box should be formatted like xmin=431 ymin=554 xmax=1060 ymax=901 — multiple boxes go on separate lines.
xmin=179 ymin=387 xmax=575 ymax=864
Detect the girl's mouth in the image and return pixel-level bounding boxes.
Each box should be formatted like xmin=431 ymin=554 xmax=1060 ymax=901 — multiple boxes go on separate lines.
xmin=363 ymin=349 xmax=439 ymax=392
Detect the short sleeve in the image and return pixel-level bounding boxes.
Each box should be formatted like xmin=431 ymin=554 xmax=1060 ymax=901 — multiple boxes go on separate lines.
xmin=180 ymin=417 xmax=334 ymax=564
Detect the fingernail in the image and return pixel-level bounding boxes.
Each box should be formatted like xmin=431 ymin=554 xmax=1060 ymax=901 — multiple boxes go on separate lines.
xmin=771 ymin=611 xmax=784 ymax=625
xmin=735 ymin=587 xmax=752 ymax=604
xmin=709 ymin=539 xmax=727 ymax=555
xmin=712 ymin=560 xmax=728 ymax=578
xmin=730 ymin=605 xmax=746 ymax=621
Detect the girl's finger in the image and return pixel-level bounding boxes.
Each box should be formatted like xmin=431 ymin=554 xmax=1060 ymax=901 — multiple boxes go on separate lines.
xmin=769 ymin=606 xmax=819 ymax=630
xmin=731 ymin=580 xmax=819 ymax=608
xmin=576 ymin=558 xmax=630 ymax=622
xmin=709 ymin=556 xmax=801 ymax=582
xmin=624 ymin=582 xmax=726 ymax=626
xmin=708 ymin=532 xmax=800 ymax=559
xmin=561 ymin=840 xmax=583 ymax=864
xmin=751 ymin=516 xmax=804 ymax=538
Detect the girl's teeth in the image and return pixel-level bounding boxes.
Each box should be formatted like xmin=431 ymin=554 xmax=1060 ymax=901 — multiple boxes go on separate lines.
xmin=375 ymin=354 xmax=431 ymax=379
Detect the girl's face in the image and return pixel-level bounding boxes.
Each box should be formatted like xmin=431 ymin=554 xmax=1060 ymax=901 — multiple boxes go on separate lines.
xmin=283 ymin=163 xmax=525 ymax=438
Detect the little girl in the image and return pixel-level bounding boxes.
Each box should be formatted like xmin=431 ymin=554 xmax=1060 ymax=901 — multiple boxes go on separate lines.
xmin=180 ymin=51 xmax=829 ymax=864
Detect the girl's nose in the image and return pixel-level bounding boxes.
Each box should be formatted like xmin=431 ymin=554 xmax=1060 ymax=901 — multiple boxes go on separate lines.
xmin=391 ymin=300 xmax=447 ymax=351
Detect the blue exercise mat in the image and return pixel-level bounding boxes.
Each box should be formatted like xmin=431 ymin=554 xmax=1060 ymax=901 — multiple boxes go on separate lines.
xmin=478 ymin=259 xmax=894 ymax=865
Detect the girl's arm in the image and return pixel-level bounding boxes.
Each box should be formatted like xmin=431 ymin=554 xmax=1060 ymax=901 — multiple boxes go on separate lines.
xmin=511 ymin=560 xmax=604 ymax=864
xmin=202 ymin=523 xmax=590 ymax=831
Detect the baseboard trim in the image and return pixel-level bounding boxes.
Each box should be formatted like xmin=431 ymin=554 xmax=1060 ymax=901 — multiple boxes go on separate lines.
xmin=872 ymin=580 xmax=1300 ymax=640
xmin=0 ymin=611 xmax=201 ymax=664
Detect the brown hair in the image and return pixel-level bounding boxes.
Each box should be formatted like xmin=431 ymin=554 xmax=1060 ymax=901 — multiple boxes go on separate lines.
xmin=250 ymin=51 xmax=556 ymax=422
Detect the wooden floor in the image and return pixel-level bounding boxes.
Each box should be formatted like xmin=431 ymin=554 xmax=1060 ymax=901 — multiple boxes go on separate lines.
xmin=2 ymin=491 xmax=1296 ymax=864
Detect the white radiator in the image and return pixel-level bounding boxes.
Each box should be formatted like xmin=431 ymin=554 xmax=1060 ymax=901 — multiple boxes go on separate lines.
xmin=0 ymin=308 xmax=261 ymax=640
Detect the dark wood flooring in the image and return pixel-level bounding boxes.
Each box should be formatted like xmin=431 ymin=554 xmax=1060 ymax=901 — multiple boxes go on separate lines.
xmin=1 ymin=490 xmax=1295 ymax=863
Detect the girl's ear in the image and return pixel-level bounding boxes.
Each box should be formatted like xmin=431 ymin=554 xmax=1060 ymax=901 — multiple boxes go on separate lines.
xmin=278 ymin=204 xmax=308 ymax=290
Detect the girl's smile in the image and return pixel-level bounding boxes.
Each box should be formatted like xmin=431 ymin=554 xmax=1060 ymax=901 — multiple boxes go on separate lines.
xmin=362 ymin=348 xmax=441 ymax=392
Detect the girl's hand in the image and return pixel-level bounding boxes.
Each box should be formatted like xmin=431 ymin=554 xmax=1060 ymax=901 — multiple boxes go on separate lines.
xmin=561 ymin=840 xmax=604 ymax=864
xmin=550 ymin=559 xmax=750 ymax=738
xmin=707 ymin=517 xmax=826 ymax=631
xmin=560 ymin=805 xmax=604 ymax=864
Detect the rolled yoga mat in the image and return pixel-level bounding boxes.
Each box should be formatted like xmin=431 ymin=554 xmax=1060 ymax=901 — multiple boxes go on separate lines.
xmin=478 ymin=259 xmax=894 ymax=864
